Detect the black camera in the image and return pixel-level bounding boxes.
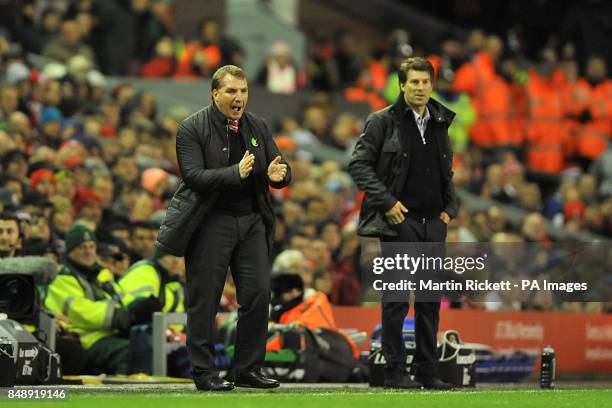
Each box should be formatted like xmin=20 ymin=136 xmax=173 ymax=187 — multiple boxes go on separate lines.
xmin=0 ymin=256 xmax=56 ymax=323
xmin=0 ymin=257 xmax=62 ymax=386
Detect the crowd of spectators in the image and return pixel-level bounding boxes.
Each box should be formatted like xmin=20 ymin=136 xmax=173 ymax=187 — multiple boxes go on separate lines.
xmin=0 ymin=1 xmax=611 ymax=315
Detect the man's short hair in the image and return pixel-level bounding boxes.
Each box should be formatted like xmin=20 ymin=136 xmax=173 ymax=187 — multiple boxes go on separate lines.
xmin=0 ymin=173 xmax=23 ymax=188
xmin=398 ymin=57 xmax=435 ymax=85
xmin=131 ymin=220 xmax=159 ymax=235
xmin=1 ymin=149 xmax=27 ymax=170
xmin=0 ymin=211 xmax=20 ymax=223
xmin=211 ymin=65 xmax=246 ymax=91
xmin=0 ymin=211 xmax=22 ymax=237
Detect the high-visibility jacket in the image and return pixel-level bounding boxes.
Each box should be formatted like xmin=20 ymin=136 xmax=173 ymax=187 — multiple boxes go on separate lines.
xmin=453 ymin=51 xmax=497 ymax=94
xmin=383 ymin=71 xmax=401 ymax=103
xmin=270 ymin=291 xmax=359 ymax=359
xmin=432 ymin=91 xmax=476 ymax=154
xmin=509 ymin=76 xmax=529 ymax=146
xmin=453 ymin=52 xmax=516 ymax=147
xmin=174 ymin=42 xmax=221 ymax=78
xmin=563 ymin=79 xmax=612 ymax=160
xmin=428 ymin=54 xmax=441 ymax=80
xmin=345 ymin=84 xmax=387 ymax=112
xmin=368 ymin=60 xmax=388 ymax=92
xmin=525 ymin=70 xmax=568 ymax=173
xmin=560 ymin=77 xmax=590 ymax=157
xmin=44 ymin=260 xmax=128 ymax=349
xmin=118 ymin=259 xmax=185 ymax=315
xmin=277 ymin=291 xmax=336 ymax=329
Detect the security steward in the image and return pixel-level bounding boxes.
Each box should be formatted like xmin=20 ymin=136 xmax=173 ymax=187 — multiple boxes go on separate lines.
xmin=45 ymin=224 xmax=160 ymax=374
xmin=119 ymin=247 xmax=185 ymax=318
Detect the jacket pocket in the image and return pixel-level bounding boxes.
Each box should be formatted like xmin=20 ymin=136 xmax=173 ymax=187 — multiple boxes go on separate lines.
xmin=156 ymin=187 xmax=208 ymax=256
xmin=377 ymin=140 xmax=399 ymax=182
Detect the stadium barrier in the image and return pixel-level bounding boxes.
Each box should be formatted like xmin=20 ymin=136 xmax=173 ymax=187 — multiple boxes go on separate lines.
xmin=332 ymin=306 xmax=612 ymax=373
xmin=150 ymin=308 xmax=611 ymax=376
xmin=152 ymin=312 xmax=187 ymax=377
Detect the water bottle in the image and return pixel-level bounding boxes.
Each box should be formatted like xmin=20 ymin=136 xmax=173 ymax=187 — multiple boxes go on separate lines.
xmin=540 ymin=346 xmax=556 ymax=389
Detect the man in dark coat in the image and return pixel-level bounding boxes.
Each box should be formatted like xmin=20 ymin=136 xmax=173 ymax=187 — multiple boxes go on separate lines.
xmin=349 ymin=57 xmax=457 ymax=390
xmin=156 ymin=65 xmax=290 ymax=391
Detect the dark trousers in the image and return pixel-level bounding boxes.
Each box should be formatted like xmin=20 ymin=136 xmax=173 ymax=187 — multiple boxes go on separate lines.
xmin=185 ymin=212 xmax=270 ymax=379
xmin=55 ymin=335 xmax=88 ymax=375
xmin=85 ymin=336 xmax=129 ymax=375
xmin=381 ymin=216 xmax=447 ymax=378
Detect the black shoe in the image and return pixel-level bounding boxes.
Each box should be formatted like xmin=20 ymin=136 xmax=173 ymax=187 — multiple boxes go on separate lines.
xmin=383 ymin=371 xmax=422 ymax=389
xmin=195 ymin=375 xmax=235 ymax=391
xmin=416 ymin=376 xmax=454 ymax=390
xmin=234 ymin=368 xmax=280 ymax=389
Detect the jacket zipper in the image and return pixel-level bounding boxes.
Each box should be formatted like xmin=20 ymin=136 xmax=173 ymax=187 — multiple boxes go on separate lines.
xmin=225 ymin=125 xmax=230 ymax=163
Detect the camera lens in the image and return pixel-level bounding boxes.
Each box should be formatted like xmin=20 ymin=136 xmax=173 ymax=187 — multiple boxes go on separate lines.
xmin=0 ymin=275 xmax=36 ymax=321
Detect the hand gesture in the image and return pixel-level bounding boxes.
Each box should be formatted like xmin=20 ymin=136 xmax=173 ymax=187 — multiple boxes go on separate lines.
xmin=267 ymin=156 xmax=287 ymax=182
xmin=439 ymin=211 xmax=450 ymax=224
xmin=239 ymin=150 xmax=255 ymax=179
xmin=385 ymin=201 xmax=409 ymax=224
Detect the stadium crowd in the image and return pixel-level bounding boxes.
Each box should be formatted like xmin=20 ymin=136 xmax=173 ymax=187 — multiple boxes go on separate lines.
xmin=0 ymin=0 xmax=611 ymax=358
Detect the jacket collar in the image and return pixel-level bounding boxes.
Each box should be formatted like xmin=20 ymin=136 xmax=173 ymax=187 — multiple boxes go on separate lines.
xmin=390 ymin=93 xmax=455 ymax=124
xmin=64 ymin=257 xmax=99 ymax=280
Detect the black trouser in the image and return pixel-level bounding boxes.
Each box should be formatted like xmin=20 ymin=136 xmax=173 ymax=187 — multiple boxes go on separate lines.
xmin=85 ymin=336 xmax=129 ymax=375
xmin=381 ymin=216 xmax=447 ymax=378
xmin=55 ymin=335 xmax=88 ymax=375
xmin=185 ymin=212 xmax=270 ymax=379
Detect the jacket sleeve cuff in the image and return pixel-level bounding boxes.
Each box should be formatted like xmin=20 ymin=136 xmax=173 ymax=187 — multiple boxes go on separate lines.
xmin=268 ymin=175 xmax=287 ymax=189
xmin=443 ymin=204 xmax=457 ymax=219
xmin=382 ymin=195 xmax=398 ymax=213
xmin=232 ymin=164 xmax=243 ymax=185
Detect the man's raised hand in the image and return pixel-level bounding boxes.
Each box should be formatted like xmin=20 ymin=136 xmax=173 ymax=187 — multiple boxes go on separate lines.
xmin=239 ymin=150 xmax=255 ymax=179
xmin=267 ymin=156 xmax=287 ymax=182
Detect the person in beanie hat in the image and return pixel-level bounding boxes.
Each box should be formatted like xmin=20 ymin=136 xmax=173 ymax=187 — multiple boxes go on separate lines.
xmin=29 ymin=168 xmax=56 ymax=198
xmin=73 ymin=189 xmax=104 ymax=227
xmin=45 ymin=223 xmax=155 ymax=374
xmin=271 ymin=272 xmax=304 ymax=300
xmin=64 ymin=223 xmax=97 ymax=256
xmin=270 ymin=273 xmax=305 ymax=323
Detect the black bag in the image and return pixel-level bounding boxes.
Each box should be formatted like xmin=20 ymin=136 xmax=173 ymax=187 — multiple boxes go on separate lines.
xmin=263 ymin=326 xmax=320 ymax=382
xmin=312 ymin=328 xmax=364 ymax=382
xmin=437 ymin=330 xmax=475 ymax=387
xmin=368 ymin=329 xmax=475 ymax=387
xmin=264 ymin=326 xmax=365 ymax=383
xmin=0 ymin=318 xmax=62 ymax=386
